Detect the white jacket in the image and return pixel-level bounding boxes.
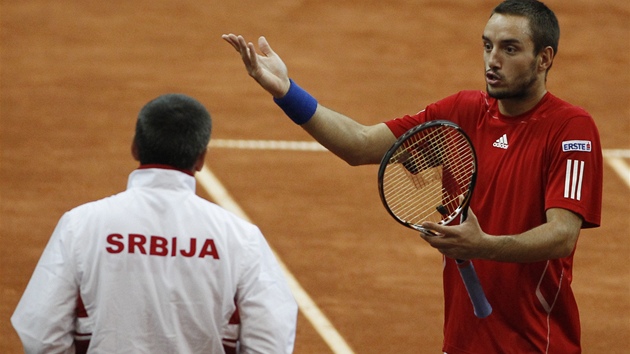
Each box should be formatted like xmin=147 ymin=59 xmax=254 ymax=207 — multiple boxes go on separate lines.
xmin=12 ymin=167 xmax=297 ymax=353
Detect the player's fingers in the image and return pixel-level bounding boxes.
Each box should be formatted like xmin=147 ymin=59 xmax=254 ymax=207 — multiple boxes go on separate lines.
xmin=222 ymin=34 xmax=255 ymax=69
xmin=421 ymin=221 xmax=447 ymax=235
xmin=222 ymin=34 xmax=243 ymax=52
xmin=466 ymin=206 xmax=477 ymax=220
xmin=258 ymin=36 xmax=274 ymax=57
xmin=419 ymin=228 xmax=448 ymax=247
xmin=221 ymin=34 xmax=238 ymax=51
xmin=230 ymin=37 xmax=254 ymax=69
xmin=461 ymin=207 xmax=480 ymax=229
xmin=246 ymin=42 xmax=258 ymax=63
xmin=419 ymin=233 xmax=454 ymax=257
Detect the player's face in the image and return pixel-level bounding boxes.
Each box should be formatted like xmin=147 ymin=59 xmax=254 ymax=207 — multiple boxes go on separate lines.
xmin=482 ymin=14 xmax=541 ymax=100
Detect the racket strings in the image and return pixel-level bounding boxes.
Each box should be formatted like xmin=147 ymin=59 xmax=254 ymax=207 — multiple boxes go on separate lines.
xmin=383 ymin=126 xmax=475 ymax=226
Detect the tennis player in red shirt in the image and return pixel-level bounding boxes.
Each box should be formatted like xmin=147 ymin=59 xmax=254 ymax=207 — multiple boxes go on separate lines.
xmin=223 ymin=0 xmax=602 ymax=352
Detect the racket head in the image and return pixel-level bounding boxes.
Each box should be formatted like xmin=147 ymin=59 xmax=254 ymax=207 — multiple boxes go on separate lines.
xmin=378 ymin=120 xmax=477 ymax=232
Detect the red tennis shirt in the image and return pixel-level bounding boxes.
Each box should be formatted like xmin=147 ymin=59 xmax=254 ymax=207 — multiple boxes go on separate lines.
xmin=385 ymin=90 xmax=603 ymax=354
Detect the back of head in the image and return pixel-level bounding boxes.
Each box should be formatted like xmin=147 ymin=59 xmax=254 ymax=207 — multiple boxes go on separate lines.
xmin=492 ymin=0 xmax=560 ymax=56
xmin=134 ymin=94 xmax=212 ymax=170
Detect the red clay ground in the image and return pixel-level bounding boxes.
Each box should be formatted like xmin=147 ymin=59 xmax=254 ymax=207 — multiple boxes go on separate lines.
xmin=2 ymin=1 xmax=628 ymax=353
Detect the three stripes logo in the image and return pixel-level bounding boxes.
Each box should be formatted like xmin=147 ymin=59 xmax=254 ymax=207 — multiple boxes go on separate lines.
xmin=488 ymin=135 xmax=587 ymax=200
xmin=493 ymin=134 xmax=509 ymax=149
xmin=564 ymin=159 xmax=585 ymax=201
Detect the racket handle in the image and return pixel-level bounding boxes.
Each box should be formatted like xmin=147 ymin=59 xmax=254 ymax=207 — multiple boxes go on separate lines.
xmin=456 ymin=259 xmax=492 ymax=318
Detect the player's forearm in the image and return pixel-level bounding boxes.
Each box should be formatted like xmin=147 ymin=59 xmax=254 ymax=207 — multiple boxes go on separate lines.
xmin=486 ymin=228 xmax=573 ymax=262
xmin=484 ymin=209 xmax=581 ymax=262
xmin=301 ymin=105 xmax=395 ymax=166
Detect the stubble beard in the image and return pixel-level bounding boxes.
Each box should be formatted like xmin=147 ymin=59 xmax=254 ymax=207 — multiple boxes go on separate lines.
xmin=487 ymin=61 xmax=539 ymax=100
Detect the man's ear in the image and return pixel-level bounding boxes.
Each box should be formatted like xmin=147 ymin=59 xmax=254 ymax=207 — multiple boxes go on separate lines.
xmin=193 ymin=148 xmax=207 ymax=172
xmin=538 ymin=46 xmax=554 ymax=72
xmin=131 ymin=138 xmax=140 ymax=162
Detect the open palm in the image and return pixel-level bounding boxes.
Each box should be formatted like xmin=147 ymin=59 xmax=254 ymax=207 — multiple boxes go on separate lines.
xmin=222 ymin=34 xmax=290 ymax=98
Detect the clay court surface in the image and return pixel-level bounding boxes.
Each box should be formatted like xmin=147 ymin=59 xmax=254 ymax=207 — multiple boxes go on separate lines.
xmin=1 ymin=1 xmax=628 ymax=353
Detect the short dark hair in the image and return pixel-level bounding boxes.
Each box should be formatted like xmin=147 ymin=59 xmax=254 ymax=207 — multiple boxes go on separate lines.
xmin=134 ymin=94 xmax=212 ymax=170
xmin=492 ymin=0 xmax=560 ymax=56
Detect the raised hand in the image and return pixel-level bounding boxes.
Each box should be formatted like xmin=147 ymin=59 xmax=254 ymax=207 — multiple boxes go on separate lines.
xmin=222 ymin=34 xmax=291 ymax=98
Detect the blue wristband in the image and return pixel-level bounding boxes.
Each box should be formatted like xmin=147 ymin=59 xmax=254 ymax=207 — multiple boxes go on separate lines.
xmin=273 ymin=79 xmax=318 ymax=125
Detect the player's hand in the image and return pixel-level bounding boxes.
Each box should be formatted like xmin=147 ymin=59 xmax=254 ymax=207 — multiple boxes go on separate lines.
xmin=419 ymin=208 xmax=490 ymax=260
xmin=222 ymin=34 xmax=291 ymax=98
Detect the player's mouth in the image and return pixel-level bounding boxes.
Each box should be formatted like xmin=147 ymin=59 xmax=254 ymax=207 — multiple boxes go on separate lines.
xmin=485 ymin=71 xmax=502 ymax=86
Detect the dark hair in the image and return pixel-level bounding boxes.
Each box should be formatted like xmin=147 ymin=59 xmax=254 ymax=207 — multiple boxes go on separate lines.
xmin=134 ymin=94 xmax=212 ymax=170
xmin=492 ymin=0 xmax=560 ymax=56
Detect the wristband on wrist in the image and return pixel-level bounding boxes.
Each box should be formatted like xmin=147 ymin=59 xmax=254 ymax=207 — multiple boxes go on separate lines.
xmin=273 ymin=79 xmax=318 ymax=125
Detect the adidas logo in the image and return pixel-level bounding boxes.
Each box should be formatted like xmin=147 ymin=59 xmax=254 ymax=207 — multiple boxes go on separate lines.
xmin=493 ymin=134 xmax=509 ymax=149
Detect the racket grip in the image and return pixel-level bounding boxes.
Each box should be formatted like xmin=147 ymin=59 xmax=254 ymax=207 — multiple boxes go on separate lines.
xmin=456 ymin=259 xmax=492 ymax=318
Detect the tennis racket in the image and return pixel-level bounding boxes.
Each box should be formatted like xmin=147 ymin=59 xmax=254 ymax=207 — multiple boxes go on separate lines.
xmin=378 ymin=120 xmax=492 ymax=318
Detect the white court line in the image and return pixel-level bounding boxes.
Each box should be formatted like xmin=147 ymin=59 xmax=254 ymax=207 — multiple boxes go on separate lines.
xmin=196 ymin=166 xmax=355 ymax=354
xmin=604 ymin=157 xmax=630 ymax=189
xmin=603 ymin=149 xmax=630 ymax=159
xmin=603 ymin=149 xmax=630 ymax=189
xmin=210 ymin=139 xmax=327 ymax=152
xmin=210 ymin=140 xmax=630 ymax=190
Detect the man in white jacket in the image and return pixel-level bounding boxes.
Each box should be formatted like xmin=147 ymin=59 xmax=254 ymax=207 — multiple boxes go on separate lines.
xmin=11 ymin=93 xmax=298 ymax=354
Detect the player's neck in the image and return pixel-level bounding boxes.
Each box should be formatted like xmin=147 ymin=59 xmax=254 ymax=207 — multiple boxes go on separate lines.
xmin=498 ymin=87 xmax=547 ymax=117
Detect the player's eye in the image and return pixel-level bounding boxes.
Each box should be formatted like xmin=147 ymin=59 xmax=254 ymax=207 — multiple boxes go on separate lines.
xmin=504 ymin=46 xmax=517 ymax=54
